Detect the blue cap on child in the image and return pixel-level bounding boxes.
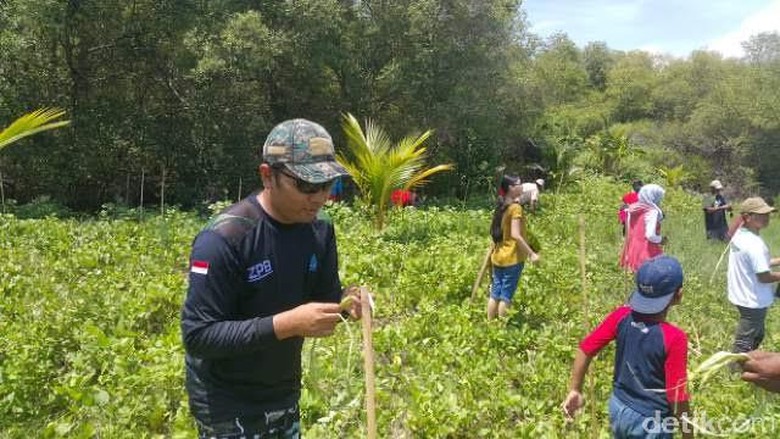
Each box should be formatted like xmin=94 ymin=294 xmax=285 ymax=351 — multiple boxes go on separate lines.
xmin=628 ymin=256 xmax=684 ymax=314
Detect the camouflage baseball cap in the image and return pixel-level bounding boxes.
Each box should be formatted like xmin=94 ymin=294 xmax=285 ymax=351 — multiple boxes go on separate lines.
xmin=262 ymin=119 xmax=349 ymax=183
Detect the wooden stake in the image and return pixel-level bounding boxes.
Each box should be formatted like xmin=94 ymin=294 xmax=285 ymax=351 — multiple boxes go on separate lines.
xmin=578 ymin=215 xmax=588 ymax=317
xmin=360 ymin=287 xmax=377 ymax=439
xmin=237 ymin=177 xmax=243 ymax=202
xmin=709 ymin=216 xmax=743 ymax=284
xmin=471 ymin=243 xmax=495 ymax=300
xmin=160 ymin=165 xmax=166 ymax=216
xmin=709 ymin=239 xmax=732 ymax=285
xmin=139 ymin=168 xmax=145 ymax=220
xmin=578 ymin=215 xmax=596 ymax=438
xmin=0 ymin=170 xmax=5 ymax=214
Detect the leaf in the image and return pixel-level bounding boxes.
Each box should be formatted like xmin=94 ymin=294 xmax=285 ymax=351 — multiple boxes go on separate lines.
xmin=93 ymin=389 xmax=110 ymax=406
xmin=0 ymin=108 xmax=71 ymax=151
xmin=54 ymin=422 xmax=73 ymax=437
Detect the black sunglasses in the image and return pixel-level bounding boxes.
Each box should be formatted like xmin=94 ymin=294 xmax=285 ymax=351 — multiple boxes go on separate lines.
xmin=276 ymin=167 xmax=334 ymax=194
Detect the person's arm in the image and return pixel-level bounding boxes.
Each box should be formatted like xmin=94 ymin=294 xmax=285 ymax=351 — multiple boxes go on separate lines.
xmin=750 ymin=244 xmax=780 ymax=283
xmin=702 ymin=196 xmax=714 ymax=212
xmin=563 ymin=307 xmax=630 ymax=420
xmin=742 ymin=351 xmax=780 ymax=393
xmin=769 ymin=257 xmax=780 ymax=267
xmin=644 ymin=209 xmax=663 ymax=244
xmin=719 ymin=195 xmax=731 ymax=212
xmin=510 ymin=216 xmax=539 ymax=262
xmin=663 ymin=326 xmax=693 ymax=438
xmin=272 ymin=303 xmax=344 ymax=339
xmin=756 ymin=271 xmax=780 ymax=283
xmin=673 ymin=400 xmax=694 ymax=439
xmin=562 ymin=348 xmax=593 ymax=420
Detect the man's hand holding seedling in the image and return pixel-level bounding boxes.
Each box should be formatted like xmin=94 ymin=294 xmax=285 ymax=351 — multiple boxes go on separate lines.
xmin=340 ymin=285 xmax=365 ymax=320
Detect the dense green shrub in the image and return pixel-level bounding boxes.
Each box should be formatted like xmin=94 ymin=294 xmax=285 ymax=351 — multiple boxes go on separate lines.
xmin=2 ymin=178 xmax=779 ymax=438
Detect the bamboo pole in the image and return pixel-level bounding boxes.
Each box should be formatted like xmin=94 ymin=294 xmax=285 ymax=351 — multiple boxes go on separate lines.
xmin=0 ymin=170 xmax=5 ymax=214
xmin=125 ymin=173 xmax=130 ymax=205
xmin=578 ymin=215 xmax=597 ymax=438
xmin=471 ymin=243 xmax=495 ymax=300
xmin=360 ymin=287 xmax=377 ymax=439
xmin=139 ymin=168 xmax=145 ymax=220
xmin=709 ymin=216 xmax=743 ymax=284
xmin=160 ymin=165 xmax=166 ymax=216
xmin=709 ymin=238 xmax=733 ymax=285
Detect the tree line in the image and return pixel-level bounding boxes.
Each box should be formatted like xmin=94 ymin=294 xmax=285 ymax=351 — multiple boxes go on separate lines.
xmin=1 ymin=0 xmax=779 ymax=210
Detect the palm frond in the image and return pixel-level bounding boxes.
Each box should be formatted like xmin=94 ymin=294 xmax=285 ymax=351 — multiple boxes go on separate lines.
xmin=340 ymin=112 xmax=453 ymax=229
xmin=404 ymin=164 xmax=455 ymax=190
xmin=363 ymin=118 xmax=393 ymax=155
xmin=0 ymin=108 xmax=71 ymax=151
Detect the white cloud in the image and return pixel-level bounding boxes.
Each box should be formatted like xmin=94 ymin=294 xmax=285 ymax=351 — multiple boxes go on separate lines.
xmin=707 ymin=0 xmax=780 ymax=58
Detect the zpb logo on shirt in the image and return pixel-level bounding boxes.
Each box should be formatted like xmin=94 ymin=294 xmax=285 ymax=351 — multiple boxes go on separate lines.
xmin=247 ymin=260 xmax=273 ymax=283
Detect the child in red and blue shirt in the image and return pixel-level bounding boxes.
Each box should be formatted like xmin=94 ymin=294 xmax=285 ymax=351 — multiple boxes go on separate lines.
xmin=563 ymin=256 xmax=693 ymax=439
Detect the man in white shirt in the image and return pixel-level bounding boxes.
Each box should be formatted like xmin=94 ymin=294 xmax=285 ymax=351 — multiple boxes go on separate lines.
xmin=728 ymin=197 xmax=780 ymax=353
xmin=518 ymin=178 xmax=544 ymax=212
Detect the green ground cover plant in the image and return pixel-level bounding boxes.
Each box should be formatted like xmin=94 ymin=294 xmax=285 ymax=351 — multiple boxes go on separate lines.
xmin=1 ymin=178 xmax=778 ymax=438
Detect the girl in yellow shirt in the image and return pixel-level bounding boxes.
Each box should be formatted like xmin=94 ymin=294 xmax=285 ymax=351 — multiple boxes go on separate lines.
xmin=488 ymin=175 xmax=540 ymax=319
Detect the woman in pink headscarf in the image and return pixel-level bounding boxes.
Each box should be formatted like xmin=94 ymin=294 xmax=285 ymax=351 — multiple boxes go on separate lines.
xmin=620 ymin=184 xmax=667 ymax=272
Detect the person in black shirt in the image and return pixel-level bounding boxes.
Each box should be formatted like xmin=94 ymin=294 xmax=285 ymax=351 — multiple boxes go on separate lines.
xmin=181 ymin=119 xmax=361 ymax=438
xmin=703 ymin=179 xmax=731 ymax=241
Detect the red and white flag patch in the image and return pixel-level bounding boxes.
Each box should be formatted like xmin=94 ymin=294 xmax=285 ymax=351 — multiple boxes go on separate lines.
xmin=191 ymin=260 xmax=209 ymax=275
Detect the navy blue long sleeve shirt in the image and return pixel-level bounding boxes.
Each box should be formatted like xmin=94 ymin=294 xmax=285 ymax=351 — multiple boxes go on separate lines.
xmin=181 ymin=194 xmax=341 ymax=424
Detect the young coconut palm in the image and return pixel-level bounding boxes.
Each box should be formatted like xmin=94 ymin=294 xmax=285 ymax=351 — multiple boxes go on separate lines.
xmin=338 ymin=113 xmax=453 ymax=229
xmin=0 ymin=108 xmax=70 ymax=212
xmin=0 ymin=108 xmax=70 ymax=151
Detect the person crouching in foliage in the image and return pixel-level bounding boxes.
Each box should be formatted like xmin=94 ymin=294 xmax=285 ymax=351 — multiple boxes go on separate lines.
xmin=487 ymin=175 xmax=540 ymax=319
xmin=563 ymin=256 xmax=693 ymax=438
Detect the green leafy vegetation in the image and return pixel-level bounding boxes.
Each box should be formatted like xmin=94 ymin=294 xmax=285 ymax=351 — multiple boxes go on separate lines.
xmin=2 ymin=178 xmax=779 ymax=437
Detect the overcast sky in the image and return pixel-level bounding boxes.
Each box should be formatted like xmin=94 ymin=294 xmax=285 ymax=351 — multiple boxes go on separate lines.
xmin=523 ymin=0 xmax=780 ymax=58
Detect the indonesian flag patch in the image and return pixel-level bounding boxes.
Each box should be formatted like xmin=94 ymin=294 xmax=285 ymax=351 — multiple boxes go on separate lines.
xmin=190 ymin=260 xmax=209 ymax=275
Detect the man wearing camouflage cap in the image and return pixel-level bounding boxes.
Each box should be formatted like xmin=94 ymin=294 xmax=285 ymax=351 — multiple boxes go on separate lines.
xmin=727 ymin=197 xmax=780 ymax=355
xmin=181 ymin=119 xmax=361 ymax=438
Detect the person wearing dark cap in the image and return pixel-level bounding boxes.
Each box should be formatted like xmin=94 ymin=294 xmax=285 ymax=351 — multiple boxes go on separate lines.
xmin=181 ymin=119 xmax=362 ymax=438
xmin=702 ymin=179 xmax=731 ymax=241
xmin=563 ymin=256 xmax=693 ymax=438
xmin=727 ymin=197 xmax=780 ymax=354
